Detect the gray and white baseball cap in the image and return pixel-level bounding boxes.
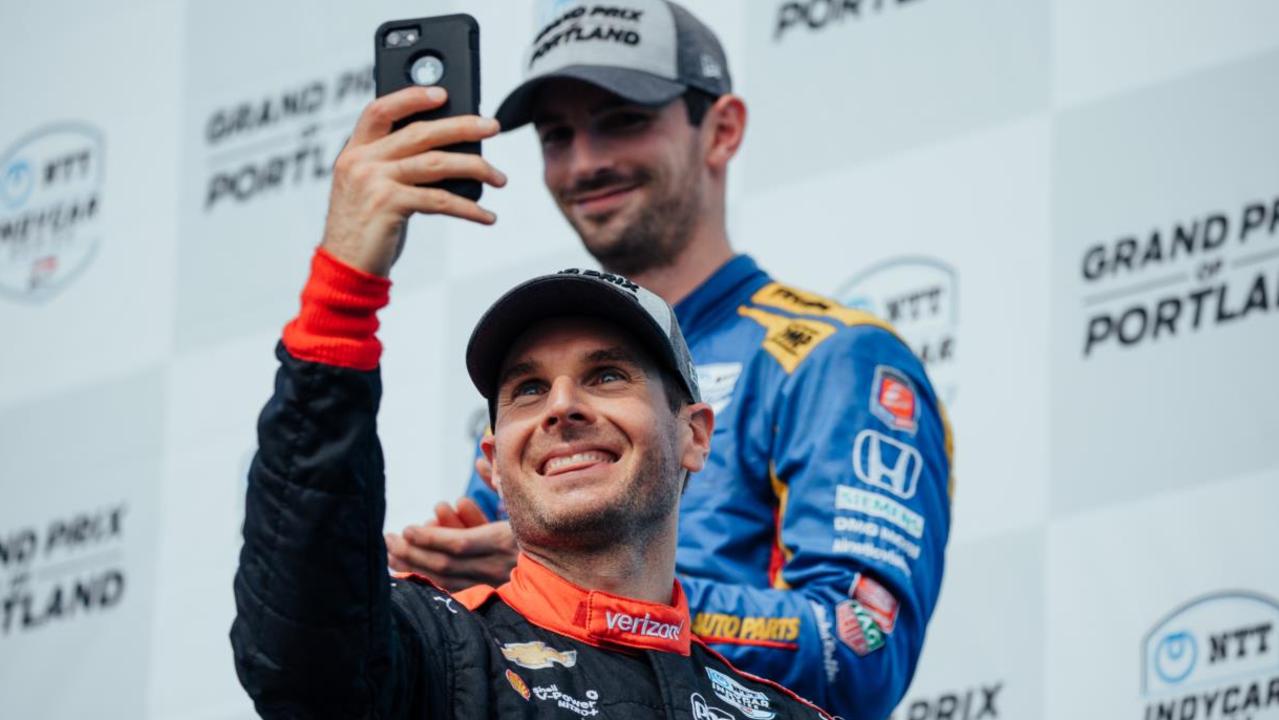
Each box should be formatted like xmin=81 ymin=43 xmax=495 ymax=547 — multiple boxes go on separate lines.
xmin=495 ymin=0 xmax=732 ymax=130
xmin=467 ymin=268 xmax=701 ymax=424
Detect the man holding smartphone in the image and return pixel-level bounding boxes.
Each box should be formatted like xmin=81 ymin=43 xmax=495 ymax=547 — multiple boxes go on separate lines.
xmin=385 ymin=2 xmax=954 ymax=718
xmin=232 ymin=151 xmax=833 ymax=714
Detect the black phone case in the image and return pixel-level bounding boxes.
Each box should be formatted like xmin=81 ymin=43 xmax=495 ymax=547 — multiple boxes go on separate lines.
xmin=374 ymin=14 xmax=482 ymax=201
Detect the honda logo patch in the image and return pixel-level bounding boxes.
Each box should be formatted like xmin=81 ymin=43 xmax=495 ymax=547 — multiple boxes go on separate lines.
xmin=852 ymin=429 xmax=922 ymax=500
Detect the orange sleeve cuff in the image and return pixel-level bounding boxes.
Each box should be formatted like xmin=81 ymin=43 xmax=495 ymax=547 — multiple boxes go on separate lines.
xmin=281 ymin=248 xmax=392 ymax=370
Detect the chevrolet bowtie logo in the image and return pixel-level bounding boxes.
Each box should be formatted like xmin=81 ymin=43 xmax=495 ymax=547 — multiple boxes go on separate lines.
xmin=501 ymin=641 xmax=579 ymax=669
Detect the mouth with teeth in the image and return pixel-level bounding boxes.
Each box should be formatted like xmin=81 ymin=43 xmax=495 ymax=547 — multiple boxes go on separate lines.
xmin=540 ymin=449 xmax=619 ymax=477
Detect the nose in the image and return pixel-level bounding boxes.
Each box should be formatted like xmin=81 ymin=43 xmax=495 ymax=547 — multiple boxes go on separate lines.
xmin=541 ymin=375 xmax=593 ymax=431
xmin=567 ymin=130 xmax=613 ymax=185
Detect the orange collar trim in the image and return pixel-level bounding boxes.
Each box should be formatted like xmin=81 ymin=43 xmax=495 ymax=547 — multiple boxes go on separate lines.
xmin=495 ymin=553 xmax=692 ymax=656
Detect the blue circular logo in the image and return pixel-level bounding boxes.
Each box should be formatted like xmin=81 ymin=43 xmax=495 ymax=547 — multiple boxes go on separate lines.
xmin=0 ymin=158 xmax=35 ymax=209
xmin=1154 ymin=630 xmax=1198 ymax=684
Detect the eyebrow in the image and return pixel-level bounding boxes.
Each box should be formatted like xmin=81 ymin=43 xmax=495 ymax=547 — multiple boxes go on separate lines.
xmin=531 ymin=97 xmax=641 ymax=128
xmin=496 ymin=345 xmax=645 ymax=390
xmin=585 ymin=346 xmax=642 ymax=366
xmin=497 ymin=360 xmax=539 ymax=390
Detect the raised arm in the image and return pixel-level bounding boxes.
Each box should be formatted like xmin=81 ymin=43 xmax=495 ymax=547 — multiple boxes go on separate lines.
xmin=230 ymin=87 xmax=506 ymax=717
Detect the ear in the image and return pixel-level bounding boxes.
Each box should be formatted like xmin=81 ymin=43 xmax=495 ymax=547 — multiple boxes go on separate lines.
xmin=679 ymin=401 xmax=715 ymax=474
xmin=703 ymin=94 xmax=747 ymax=176
xmin=480 ymin=433 xmax=503 ymax=497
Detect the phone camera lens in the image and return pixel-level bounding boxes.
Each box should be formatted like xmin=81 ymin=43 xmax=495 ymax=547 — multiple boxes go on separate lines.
xmin=385 ymin=29 xmax=419 ymax=48
xmin=409 ymin=55 xmax=445 ymax=86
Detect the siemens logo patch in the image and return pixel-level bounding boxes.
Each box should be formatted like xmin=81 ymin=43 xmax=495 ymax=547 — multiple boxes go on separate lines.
xmin=836 ymin=485 xmax=924 ymax=538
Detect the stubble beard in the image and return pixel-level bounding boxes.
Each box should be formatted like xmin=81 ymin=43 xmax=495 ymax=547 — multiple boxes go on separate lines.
xmin=569 ymin=148 xmax=703 ymax=278
xmin=503 ymin=423 xmax=683 ymax=553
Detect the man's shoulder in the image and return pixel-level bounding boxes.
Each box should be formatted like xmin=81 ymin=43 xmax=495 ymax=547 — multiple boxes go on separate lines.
xmin=731 ymin=275 xmax=910 ymax=376
xmin=388 ymin=573 xmax=493 ymax=637
xmin=388 ymin=575 xmax=538 ymax=638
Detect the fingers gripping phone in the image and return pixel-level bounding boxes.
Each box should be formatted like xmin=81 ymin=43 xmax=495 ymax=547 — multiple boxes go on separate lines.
xmin=374 ymin=14 xmax=482 ymax=201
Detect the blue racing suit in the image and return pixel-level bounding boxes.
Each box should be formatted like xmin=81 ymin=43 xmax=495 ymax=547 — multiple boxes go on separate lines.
xmin=467 ymin=255 xmax=953 ymax=719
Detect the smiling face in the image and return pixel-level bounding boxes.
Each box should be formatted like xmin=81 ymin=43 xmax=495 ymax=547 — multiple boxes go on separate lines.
xmin=482 ymin=316 xmax=710 ymax=552
xmin=532 ymin=80 xmax=707 ymax=277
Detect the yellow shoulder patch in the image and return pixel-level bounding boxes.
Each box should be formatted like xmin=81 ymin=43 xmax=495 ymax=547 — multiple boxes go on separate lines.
xmin=751 ymin=282 xmax=891 ymax=329
xmin=738 ymin=306 xmax=838 ymax=374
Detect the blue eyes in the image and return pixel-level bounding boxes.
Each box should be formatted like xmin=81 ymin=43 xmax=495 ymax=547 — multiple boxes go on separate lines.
xmin=513 ymin=381 xmax=543 ymax=397
xmin=507 ymin=368 xmax=628 ymax=401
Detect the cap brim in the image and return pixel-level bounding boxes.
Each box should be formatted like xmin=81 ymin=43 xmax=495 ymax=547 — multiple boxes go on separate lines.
xmin=495 ymin=65 xmax=686 ymax=131
xmin=466 ymin=274 xmax=680 ymax=406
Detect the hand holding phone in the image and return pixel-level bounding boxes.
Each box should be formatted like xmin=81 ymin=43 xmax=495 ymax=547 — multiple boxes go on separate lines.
xmin=316 ymin=14 xmax=501 ymax=278
xmin=318 ymin=87 xmax=505 ymax=278
xmin=375 ymin=14 xmax=483 ymax=201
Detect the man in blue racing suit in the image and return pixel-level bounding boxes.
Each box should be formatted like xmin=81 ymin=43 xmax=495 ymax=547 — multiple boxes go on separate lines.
xmin=384 ymin=2 xmax=954 ymax=717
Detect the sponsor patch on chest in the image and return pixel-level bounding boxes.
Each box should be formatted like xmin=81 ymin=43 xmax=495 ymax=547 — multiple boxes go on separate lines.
xmin=691 ymin=691 xmax=736 ymax=720
xmin=532 ymin=684 xmax=600 ymax=717
xmin=505 ymin=669 xmax=531 ymax=701
xmin=604 ymin=610 xmax=682 ymax=639
xmin=501 ymin=640 xmax=578 ymax=669
xmin=705 ymin=667 xmax=777 ymax=719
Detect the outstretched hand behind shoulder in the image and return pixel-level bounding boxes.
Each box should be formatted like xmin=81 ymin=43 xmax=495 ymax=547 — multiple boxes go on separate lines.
xmin=386 ymin=496 xmax=518 ymax=591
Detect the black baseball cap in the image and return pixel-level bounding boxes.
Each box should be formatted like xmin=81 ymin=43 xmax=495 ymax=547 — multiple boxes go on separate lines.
xmin=495 ymin=0 xmax=733 ymax=131
xmin=467 ymin=268 xmax=701 ymax=424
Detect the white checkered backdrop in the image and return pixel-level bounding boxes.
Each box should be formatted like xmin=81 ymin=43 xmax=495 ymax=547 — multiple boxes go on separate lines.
xmin=1 ymin=1 xmax=1277 ymax=718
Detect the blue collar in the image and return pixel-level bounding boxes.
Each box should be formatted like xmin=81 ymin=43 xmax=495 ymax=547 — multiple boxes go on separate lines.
xmin=673 ymin=255 xmax=768 ymax=343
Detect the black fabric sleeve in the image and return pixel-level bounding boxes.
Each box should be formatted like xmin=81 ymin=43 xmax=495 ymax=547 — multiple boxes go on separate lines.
xmin=230 ymin=343 xmax=436 ymax=718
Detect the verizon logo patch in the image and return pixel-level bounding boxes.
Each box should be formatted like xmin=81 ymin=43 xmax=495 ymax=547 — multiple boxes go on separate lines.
xmin=605 ymin=610 xmax=684 ymax=640
xmin=585 ymin=587 xmax=691 ymax=651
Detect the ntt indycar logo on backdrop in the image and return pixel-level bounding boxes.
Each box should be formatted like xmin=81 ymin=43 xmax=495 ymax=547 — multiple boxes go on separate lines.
xmin=1141 ymin=591 xmax=1279 ymax=719
xmin=1079 ymin=195 xmax=1279 ymax=357
xmin=837 ymin=256 xmax=958 ymax=405
xmin=0 ymin=123 xmax=105 ymax=301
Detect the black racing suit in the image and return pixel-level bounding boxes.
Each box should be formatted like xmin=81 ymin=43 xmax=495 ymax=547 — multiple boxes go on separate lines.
xmin=231 ymin=335 xmax=834 ymax=719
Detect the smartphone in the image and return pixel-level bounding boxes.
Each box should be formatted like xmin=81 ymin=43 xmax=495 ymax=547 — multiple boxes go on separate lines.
xmin=374 ymin=14 xmax=482 ymax=201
